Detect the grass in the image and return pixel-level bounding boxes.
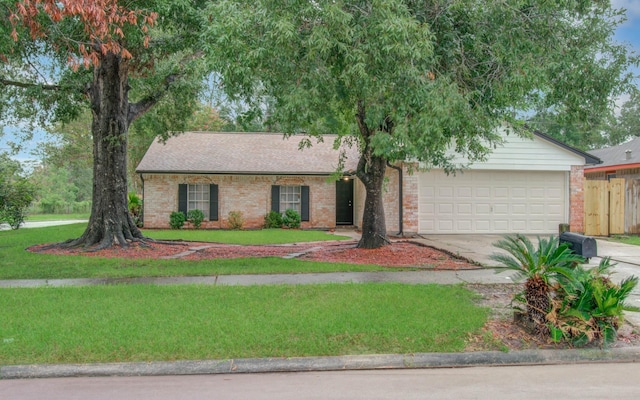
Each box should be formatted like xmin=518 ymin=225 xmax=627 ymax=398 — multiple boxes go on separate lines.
xmin=25 ymin=213 xmax=89 ymax=221
xmin=145 ymin=228 xmax=351 ymax=245
xmin=0 ymin=283 xmax=489 ymax=365
xmin=609 ymin=235 xmax=640 ymax=246
xmin=0 ymin=224 xmax=387 ymax=280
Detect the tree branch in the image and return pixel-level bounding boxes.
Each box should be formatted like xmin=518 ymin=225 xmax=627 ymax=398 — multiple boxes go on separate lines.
xmin=127 ymin=73 xmax=176 ymax=125
xmin=0 ymin=76 xmax=61 ymax=91
xmin=127 ymin=51 xmax=203 ymax=125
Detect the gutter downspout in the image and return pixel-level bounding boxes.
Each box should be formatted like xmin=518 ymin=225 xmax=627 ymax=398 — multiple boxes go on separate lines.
xmin=386 ymin=162 xmax=403 ymax=236
xmin=139 ymin=174 xmax=145 ymax=226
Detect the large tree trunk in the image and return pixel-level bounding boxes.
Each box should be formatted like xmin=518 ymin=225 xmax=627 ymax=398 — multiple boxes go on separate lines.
xmin=63 ymin=53 xmax=143 ymax=250
xmin=355 ymin=101 xmax=390 ymax=249
xmin=356 ymin=151 xmax=389 ymax=249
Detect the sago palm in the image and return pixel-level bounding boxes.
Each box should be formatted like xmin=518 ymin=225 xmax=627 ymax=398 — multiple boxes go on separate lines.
xmin=490 ymin=234 xmax=584 ymax=335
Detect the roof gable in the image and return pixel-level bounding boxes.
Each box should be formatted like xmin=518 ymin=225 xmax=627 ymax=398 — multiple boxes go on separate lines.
xmin=443 ymin=128 xmax=597 ymax=171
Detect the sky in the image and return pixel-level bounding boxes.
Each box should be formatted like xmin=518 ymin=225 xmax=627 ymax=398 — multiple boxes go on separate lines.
xmin=2 ymin=2 xmax=640 ymax=163
xmin=612 ymin=0 xmax=640 ymax=103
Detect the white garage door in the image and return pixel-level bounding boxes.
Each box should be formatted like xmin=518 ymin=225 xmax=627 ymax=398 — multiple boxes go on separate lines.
xmin=418 ymin=170 xmax=567 ymax=234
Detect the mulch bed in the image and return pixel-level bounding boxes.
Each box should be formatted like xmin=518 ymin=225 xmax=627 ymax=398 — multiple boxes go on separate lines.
xmin=465 ymin=283 xmax=640 ymax=351
xmin=28 ymin=239 xmax=480 ymax=270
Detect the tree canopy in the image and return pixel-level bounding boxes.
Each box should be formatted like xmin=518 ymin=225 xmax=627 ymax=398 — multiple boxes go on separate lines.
xmin=609 ymin=90 xmax=640 ymax=145
xmin=1 ymin=0 xmax=212 ymax=248
xmin=202 ymin=0 xmax=638 ymax=247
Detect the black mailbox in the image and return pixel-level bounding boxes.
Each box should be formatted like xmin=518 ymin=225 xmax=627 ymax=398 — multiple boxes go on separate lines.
xmin=559 ymin=232 xmax=597 ymax=260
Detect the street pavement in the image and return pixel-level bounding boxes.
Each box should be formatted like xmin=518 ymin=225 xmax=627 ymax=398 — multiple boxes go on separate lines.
xmin=3 ymin=363 xmax=640 ymax=400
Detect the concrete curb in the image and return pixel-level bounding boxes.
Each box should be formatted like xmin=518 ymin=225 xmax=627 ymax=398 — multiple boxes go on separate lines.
xmin=3 ymin=347 xmax=640 ymax=379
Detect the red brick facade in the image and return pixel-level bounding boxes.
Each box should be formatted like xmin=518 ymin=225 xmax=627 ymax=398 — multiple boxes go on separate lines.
xmin=569 ymin=165 xmax=585 ymax=233
xmin=141 ymin=173 xmax=341 ymax=229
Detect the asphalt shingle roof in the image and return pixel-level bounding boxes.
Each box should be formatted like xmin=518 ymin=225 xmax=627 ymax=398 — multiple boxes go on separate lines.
xmin=585 ymin=136 xmax=640 ymax=170
xmin=136 ymin=132 xmax=360 ymax=175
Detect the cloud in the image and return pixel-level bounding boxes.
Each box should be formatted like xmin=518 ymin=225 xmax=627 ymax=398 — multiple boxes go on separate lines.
xmin=612 ymin=0 xmax=640 ymax=19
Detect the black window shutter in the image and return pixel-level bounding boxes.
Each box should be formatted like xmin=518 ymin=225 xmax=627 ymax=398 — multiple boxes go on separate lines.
xmin=209 ymin=184 xmax=219 ymax=221
xmin=178 ymin=184 xmax=187 ymax=216
xmin=301 ymin=186 xmax=310 ymax=221
xmin=271 ymin=185 xmax=280 ymax=213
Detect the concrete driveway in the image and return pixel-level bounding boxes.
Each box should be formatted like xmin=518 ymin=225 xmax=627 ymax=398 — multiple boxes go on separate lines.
xmin=419 ymin=234 xmax=640 ymax=268
xmin=419 ymin=234 xmax=640 ymax=327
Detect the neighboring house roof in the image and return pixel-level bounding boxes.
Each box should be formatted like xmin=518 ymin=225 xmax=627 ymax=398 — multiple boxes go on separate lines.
xmin=584 ymin=136 xmax=640 ymax=173
xmin=136 ymin=132 xmax=360 ymax=175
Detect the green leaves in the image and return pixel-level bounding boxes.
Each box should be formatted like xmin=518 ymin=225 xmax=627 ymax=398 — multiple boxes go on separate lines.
xmin=203 ymin=0 xmax=635 ymax=171
xmin=491 ymin=235 xmax=639 ymax=346
xmin=550 ymin=258 xmax=639 ymax=345
xmin=0 ymin=153 xmax=36 ymax=229
xmin=490 ymin=234 xmax=584 ymax=283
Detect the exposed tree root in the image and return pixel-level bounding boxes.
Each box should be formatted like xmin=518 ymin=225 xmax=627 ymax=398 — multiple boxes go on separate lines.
xmin=34 ymin=236 xmax=192 ymax=253
xmin=357 ymin=233 xmax=391 ymax=249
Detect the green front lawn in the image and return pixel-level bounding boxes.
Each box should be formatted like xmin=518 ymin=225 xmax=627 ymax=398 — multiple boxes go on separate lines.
xmin=25 ymin=213 xmax=90 ymax=221
xmin=0 ymin=223 xmax=386 ymax=280
xmin=0 ymin=283 xmax=488 ymax=365
xmin=145 ymin=227 xmax=351 ymax=245
xmin=609 ymin=235 xmax=640 ymax=246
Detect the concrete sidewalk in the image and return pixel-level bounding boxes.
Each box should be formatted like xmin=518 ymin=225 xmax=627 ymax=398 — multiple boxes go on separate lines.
xmin=0 ymin=220 xmax=87 ymax=231
xmin=0 ymin=269 xmax=516 ymax=289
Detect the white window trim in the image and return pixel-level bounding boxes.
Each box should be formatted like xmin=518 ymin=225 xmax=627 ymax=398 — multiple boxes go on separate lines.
xmin=280 ymin=185 xmax=301 ymax=214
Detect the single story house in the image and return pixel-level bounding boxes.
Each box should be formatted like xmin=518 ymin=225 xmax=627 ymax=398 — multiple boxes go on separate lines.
xmin=136 ymin=130 xmax=599 ymax=234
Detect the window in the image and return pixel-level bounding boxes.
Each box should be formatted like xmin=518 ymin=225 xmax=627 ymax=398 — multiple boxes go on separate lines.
xmin=280 ymin=185 xmax=301 ymax=214
xmin=271 ymin=185 xmax=310 ymax=221
xmin=188 ymin=184 xmax=210 ymax=219
xmin=178 ymin=184 xmax=219 ymax=221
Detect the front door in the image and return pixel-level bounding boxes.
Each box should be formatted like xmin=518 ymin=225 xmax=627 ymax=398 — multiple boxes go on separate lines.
xmin=336 ymin=179 xmax=354 ymax=225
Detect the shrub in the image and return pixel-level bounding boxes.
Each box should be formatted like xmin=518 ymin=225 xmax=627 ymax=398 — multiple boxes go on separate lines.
xmin=264 ymin=211 xmax=283 ymax=228
xmin=227 ymin=210 xmax=244 ymax=230
xmin=549 ymin=258 xmax=638 ymax=346
xmin=491 ymin=235 xmax=639 ymax=346
xmin=490 ymin=235 xmax=583 ymax=335
xmin=169 ymin=211 xmax=186 ymax=229
xmin=128 ymin=192 xmax=143 ymax=227
xmin=187 ymin=209 xmax=205 ymax=229
xmin=0 ymin=179 xmax=36 ymax=230
xmin=71 ymin=201 xmax=91 ymax=214
xmin=282 ymin=208 xmax=301 ymax=229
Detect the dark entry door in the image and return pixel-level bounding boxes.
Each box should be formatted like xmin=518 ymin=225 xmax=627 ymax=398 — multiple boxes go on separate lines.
xmin=336 ymin=179 xmax=354 ymax=225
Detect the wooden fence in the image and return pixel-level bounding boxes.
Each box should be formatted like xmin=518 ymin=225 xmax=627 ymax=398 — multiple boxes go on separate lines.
xmin=584 ymin=178 xmax=640 ymax=236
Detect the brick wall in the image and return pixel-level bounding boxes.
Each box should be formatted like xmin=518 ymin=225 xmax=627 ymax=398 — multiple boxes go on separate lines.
xmin=352 ymin=164 xmax=417 ymax=235
xmin=142 ymin=163 xmax=579 ymax=235
xmin=141 ymin=174 xmax=337 ymax=229
xmin=569 ymin=165 xmax=585 ymax=233
xmin=402 ymin=167 xmax=419 ymax=235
